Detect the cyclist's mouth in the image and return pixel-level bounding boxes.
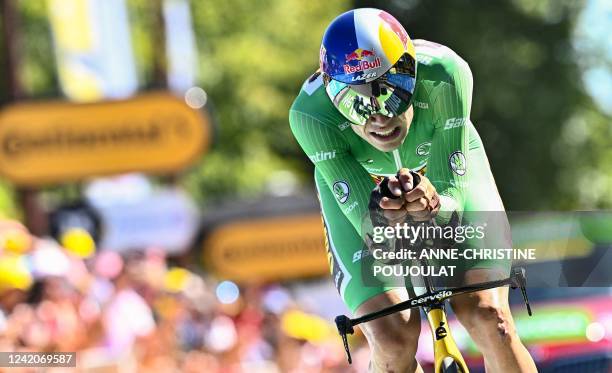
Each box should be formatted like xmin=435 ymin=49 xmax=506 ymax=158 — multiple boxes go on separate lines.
xmin=370 ymin=126 xmax=401 ymax=141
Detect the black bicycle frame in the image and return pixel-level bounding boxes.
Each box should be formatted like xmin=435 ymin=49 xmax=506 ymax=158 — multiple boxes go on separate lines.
xmin=334 ymin=267 xmax=532 ymax=364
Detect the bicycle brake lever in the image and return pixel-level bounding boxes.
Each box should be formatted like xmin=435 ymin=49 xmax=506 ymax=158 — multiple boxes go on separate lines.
xmin=335 ymin=315 xmax=355 ymax=364
xmin=511 ymin=267 xmax=532 ymax=316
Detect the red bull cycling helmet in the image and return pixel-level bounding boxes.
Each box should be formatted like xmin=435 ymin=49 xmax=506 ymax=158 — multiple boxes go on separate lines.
xmin=320 ymin=8 xmax=417 ymax=125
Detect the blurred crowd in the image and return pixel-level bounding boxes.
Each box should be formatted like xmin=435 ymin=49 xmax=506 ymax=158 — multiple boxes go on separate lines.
xmin=0 ymin=219 xmax=372 ymax=372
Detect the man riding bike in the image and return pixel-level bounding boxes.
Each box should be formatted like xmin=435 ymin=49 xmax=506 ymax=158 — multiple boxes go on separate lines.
xmin=289 ymin=8 xmax=537 ymax=372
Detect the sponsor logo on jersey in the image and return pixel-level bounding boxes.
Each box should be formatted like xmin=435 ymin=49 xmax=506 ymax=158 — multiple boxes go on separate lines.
xmin=416 ymin=142 xmax=431 ymax=156
xmin=352 ymin=248 xmax=371 ymax=263
xmin=338 ymin=122 xmax=351 ymax=131
xmin=444 ymin=117 xmax=467 ymax=130
xmin=342 ymin=201 xmax=359 ymax=214
xmin=333 ymin=180 xmax=350 ymax=204
xmin=449 ymin=151 xmax=466 ymax=176
xmin=308 ymin=150 xmax=336 ymax=163
xmin=413 ymin=101 xmax=429 ymax=109
xmin=343 ymin=48 xmax=381 ymax=74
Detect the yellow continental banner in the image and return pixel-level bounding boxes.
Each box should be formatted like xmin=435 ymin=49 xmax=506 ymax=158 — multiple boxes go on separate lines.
xmin=0 ymin=92 xmax=210 ymax=185
xmin=203 ymin=214 xmax=329 ymax=282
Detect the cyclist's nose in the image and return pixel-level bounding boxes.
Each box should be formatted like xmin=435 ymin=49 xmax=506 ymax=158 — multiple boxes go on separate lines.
xmin=369 ymin=114 xmax=392 ymax=127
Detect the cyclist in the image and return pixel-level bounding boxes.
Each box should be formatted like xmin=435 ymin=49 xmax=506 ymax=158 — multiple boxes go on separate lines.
xmin=289 ymin=8 xmax=537 ymax=372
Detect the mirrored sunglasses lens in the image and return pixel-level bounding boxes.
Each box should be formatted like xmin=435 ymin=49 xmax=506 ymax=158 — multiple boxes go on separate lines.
xmin=326 ymin=81 xmax=368 ymax=125
xmin=326 ymin=72 xmax=415 ymax=125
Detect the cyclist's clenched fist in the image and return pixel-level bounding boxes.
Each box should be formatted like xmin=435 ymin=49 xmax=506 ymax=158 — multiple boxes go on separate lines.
xmin=378 ymin=168 xmax=440 ymax=222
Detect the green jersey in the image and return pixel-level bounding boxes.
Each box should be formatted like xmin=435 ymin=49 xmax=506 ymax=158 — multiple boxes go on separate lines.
xmin=289 ymin=40 xmax=505 ymax=311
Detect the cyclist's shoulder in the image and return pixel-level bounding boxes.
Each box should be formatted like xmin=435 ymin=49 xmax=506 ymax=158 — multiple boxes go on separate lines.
xmin=290 ymin=71 xmax=332 ymax=115
xmin=290 ymin=71 xmax=350 ymax=134
xmin=414 ymin=39 xmax=471 ymax=85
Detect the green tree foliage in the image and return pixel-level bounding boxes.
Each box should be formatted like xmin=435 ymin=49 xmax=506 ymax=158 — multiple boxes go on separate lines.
xmin=184 ymin=0 xmax=350 ymax=202
xmin=555 ymin=0 xmax=612 ymax=209
xmin=0 ymin=1 xmax=56 ymax=218
xmin=0 ymin=180 xmax=18 ymax=219
xmin=16 ymin=0 xmax=57 ymax=98
xmin=355 ymin=0 xmax=611 ymax=209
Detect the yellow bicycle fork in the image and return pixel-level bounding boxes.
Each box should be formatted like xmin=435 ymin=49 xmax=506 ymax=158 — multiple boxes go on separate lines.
xmin=425 ymin=306 xmax=469 ymax=373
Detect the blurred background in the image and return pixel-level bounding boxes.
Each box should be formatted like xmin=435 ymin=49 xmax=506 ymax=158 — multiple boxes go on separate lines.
xmin=0 ymin=0 xmax=610 ymax=372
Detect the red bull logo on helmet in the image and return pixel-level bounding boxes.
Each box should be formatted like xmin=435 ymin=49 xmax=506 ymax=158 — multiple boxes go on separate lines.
xmin=343 ymin=48 xmax=381 ymax=74
xmin=345 ymin=48 xmax=375 ymax=61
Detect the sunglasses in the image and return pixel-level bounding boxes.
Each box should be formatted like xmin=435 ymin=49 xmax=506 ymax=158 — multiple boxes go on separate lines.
xmin=324 ymin=53 xmax=416 ymax=126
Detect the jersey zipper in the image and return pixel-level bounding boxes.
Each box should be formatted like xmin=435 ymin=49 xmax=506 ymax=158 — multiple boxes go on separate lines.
xmin=392 ymin=149 xmax=403 ymax=171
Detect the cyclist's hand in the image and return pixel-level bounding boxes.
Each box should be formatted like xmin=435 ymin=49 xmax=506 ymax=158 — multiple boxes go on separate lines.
xmin=378 ymin=170 xmax=440 ymax=222
xmin=379 ymin=168 xmax=413 ymax=205
xmin=379 ymin=169 xmax=414 ymax=224
xmin=404 ymin=174 xmax=440 ymax=221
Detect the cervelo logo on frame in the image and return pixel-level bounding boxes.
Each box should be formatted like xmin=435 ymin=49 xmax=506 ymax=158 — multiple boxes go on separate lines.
xmin=343 ymin=48 xmax=381 ymax=74
xmin=410 ymin=290 xmax=453 ymax=306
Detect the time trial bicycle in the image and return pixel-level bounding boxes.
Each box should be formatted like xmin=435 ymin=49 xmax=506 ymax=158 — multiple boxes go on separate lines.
xmin=334 ymin=171 xmax=532 ymax=373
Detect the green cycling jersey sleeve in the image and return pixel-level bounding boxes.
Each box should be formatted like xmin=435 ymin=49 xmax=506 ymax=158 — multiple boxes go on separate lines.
xmin=289 ymin=100 xmax=375 ymax=233
xmin=420 ymin=46 xmax=473 ymax=220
